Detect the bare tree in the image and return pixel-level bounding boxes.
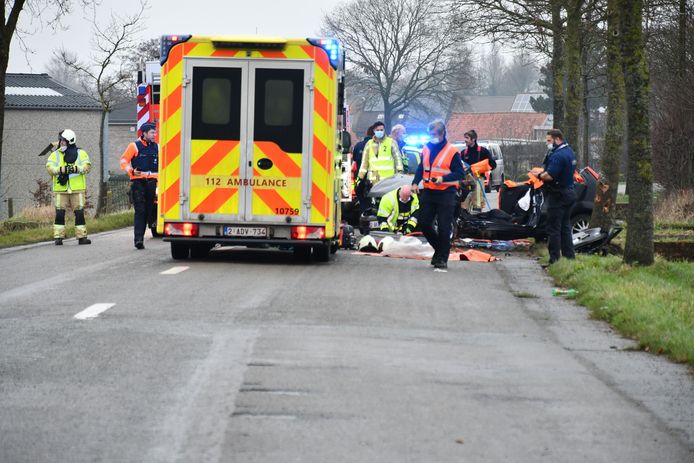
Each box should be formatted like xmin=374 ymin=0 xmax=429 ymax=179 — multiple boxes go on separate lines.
xmin=0 ymin=0 xmax=90 ymax=209
xmin=621 ymin=0 xmax=655 ymax=265
xmin=45 ymin=53 xmax=82 ymax=90
xmin=450 ymin=0 xmax=566 ymax=127
xmin=58 ymin=1 xmax=148 ymax=216
xmin=590 ymin=0 xmax=625 ymax=231
xmin=323 ymin=0 xmax=471 ymax=130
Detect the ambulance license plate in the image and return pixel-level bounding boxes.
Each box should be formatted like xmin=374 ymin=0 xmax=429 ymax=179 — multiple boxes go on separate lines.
xmin=223 ymin=226 xmax=267 ymax=237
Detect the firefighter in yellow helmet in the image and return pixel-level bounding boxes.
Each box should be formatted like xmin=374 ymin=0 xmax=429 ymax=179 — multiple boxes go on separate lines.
xmin=376 ymin=184 xmax=419 ymax=234
xmin=45 ymin=129 xmax=92 ymax=245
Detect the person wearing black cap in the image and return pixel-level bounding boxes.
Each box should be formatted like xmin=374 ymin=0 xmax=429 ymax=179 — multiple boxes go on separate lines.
xmin=120 ymin=122 xmax=159 ymax=249
xmin=45 ymin=129 xmax=92 ymax=245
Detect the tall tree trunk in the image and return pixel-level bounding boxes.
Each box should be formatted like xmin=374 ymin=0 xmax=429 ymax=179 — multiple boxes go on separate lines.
xmin=590 ymin=0 xmax=625 ymax=231
xmin=95 ymin=109 xmax=107 ymax=217
xmin=564 ymin=0 xmax=584 ymax=148
xmin=382 ymin=102 xmax=393 ymax=133
xmin=621 ymin=0 xmax=654 ymax=265
xmin=678 ymin=0 xmax=687 ymax=78
xmin=551 ymin=0 xmax=565 ymax=131
xmin=0 ymin=60 xmax=6 ymax=213
xmin=580 ymin=8 xmax=592 ymax=168
xmin=581 ymin=80 xmax=590 ymax=167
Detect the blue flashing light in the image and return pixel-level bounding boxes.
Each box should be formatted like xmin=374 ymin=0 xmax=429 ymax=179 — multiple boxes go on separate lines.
xmin=404 ymin=134 xmax=431 ymax=147
xmin=307 ymin=37 xmax=341 ymax=70
xmin=160 ymin=34 xmax=192 ymax=65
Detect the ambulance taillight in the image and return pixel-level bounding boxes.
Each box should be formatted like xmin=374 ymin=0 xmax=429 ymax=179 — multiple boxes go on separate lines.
xmin=291 ymin=226 xmax=325 ymax=240
xmin=165 ymin=222 xmax=199 ymax=237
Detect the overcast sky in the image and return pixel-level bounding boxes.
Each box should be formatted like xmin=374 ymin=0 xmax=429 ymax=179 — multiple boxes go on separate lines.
xmin=9 ymin=0 xmax=346 ymax=73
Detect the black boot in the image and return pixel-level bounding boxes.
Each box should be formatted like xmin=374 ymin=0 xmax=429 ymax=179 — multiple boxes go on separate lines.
xmin=55 ymin=238 xmax=63 ymax=246
xmin=78 ymin=237 xmax=91 ymax=245
xmin=135 ymin=241 xmax=144 ymax=250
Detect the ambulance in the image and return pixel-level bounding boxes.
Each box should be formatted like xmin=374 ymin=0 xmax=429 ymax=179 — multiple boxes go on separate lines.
xmin=156 ymin=35 xmax=350 ymax=261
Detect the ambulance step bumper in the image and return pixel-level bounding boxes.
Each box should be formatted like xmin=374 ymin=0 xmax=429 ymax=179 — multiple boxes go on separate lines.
xmin=162 ymin=236 xmax=327 ymax=247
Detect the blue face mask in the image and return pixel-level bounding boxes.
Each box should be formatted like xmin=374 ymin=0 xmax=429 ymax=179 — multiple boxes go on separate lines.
xmin=374 ymin=130 xmax=385 ymax=139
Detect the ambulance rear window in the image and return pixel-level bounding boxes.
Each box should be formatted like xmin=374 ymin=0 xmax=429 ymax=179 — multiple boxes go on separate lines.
xmin=191 ymin=67 xmax=242 ymax=140
xmin=253 ymin=68 xmax=304 ymax=153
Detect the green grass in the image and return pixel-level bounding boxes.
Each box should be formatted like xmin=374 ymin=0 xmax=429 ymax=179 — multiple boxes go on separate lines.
xmin=0 ymin=210 xmax=134 ymax=248
xmin=548 ymin=255 xmax=694 ymax=365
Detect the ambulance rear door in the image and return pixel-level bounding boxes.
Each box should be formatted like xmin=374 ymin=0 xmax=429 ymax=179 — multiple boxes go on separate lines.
xmin=180 ymin=57 xmax=313 ymax=225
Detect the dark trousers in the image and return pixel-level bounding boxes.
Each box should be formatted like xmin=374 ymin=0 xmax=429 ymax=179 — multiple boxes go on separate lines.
xmin=546 ymin=189 xmax=577 ymax=263
xmin=419 ymin=189 xmax=456 ymax=263
xmin=132 ymin=179 xmax=157 ymax=243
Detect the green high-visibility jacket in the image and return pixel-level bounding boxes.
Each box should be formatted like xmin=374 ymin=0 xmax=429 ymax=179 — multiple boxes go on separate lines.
xmin=46 ymin=149 xmax=91 ymax=192
xmin=377 ymin=188 xmax=419 ymax=232
xmin=358 ymin=136 xmax=403 ymax=183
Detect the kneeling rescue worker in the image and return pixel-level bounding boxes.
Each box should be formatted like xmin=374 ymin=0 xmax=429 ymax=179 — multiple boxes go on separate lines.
xmin=377 ymin=184 xmax=419 ymax=234
xmin=46 ymin=129 xmax=92 ymax=245
xmin=412 ymin=120 xmax=465 ymax=270
xmin=121 ymin=122 xmax=158 ymax=250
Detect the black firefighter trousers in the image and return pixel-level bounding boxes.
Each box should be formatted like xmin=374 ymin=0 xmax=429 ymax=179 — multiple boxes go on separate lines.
xmin=131 ymin=178 xmax=157 ymax=244
xmin=419 ymin=189 xmax=457 ymax=263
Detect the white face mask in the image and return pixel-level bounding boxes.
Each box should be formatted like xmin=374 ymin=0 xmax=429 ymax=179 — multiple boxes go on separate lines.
xmin=547 ymin=143 xmax=554 ymax=150
xmin=430 ymin=137 xmax=440 ymax=144
xmin=59 ymin=145 xmax=67 ymax=152
xmin=374 ymin=130 xmax=385 ymax=139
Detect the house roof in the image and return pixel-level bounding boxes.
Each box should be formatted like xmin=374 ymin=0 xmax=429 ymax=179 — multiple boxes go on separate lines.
xmin=456 ymin=96 xmax=516 ymax=113
xmin=447 ymin=112 xmax=550 ymax=142
xmin=5 ymin=73 xmax=101 ymax=110
xmin=109 ymin=98 xmax=137 ymax=124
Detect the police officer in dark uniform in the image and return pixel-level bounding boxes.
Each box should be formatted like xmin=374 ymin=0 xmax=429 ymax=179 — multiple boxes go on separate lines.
xmin=120 ymin=122 xmax=159 ymax=249
xmin=539 ymin=129 xmax=577 ymax=264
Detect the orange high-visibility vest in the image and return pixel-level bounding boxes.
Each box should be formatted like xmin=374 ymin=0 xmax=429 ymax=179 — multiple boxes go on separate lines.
xmin=422 ymin=143 xmax=459 ymax=191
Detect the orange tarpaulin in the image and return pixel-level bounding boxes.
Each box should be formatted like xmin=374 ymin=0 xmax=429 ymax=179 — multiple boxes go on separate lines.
xmin=469 ymin=158 xmax=492 ymax=177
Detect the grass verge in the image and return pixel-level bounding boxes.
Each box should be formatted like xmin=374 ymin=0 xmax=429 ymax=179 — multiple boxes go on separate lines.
xmin=0 ymin=210 xmax=133 ymax=249
xmin=548 ymin=255 xmax=694 ymax=366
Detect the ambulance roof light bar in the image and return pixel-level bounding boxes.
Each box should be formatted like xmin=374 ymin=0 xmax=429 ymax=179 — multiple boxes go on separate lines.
xmin=307 ymin=38 xmax=341 ymax=70
xmin=160 ymin=34 xmax=192 ymax=65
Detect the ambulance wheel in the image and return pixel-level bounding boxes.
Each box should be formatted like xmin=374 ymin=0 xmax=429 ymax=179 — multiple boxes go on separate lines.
xmin=313 ymin=243 xmax=332 ymax=262
xmin=171 ymin=242 xmax=190 ymax=260
xmin=330 ymin=242 xmax=339 ymax=254
xmin=293 ymin=246 xmax=312 ymax=262
xmin=190 ymin=244 xmax=212 ymax=259
xmin=150 ymin=225 xmax=160 ymax=238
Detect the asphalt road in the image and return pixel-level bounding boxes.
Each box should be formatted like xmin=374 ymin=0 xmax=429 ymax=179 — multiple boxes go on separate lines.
xmin=0 ymin=228 xmax=692 ymax=463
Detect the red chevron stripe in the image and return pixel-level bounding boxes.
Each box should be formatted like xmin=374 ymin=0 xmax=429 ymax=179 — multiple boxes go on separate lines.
xmin=312 ymin=135 xmax=331 ymax=173
xmin=191 ymin=140 xmax=239 ymax=175
xmin=314 ymin=89 xmax=330 ymax=124
xmin=255 ymin=142 xmax=301 ymax=177
xmin=161 ymin=132 xmax=181 ymax=170
xmin=260 ymin=50 xmax=287 ymax=58
xmin=161 ymin=179 xmax=180 ymax=215
xmin=192 ymin=187 xmax=238 ymax=214
xmin=314 ymin=48 xmax=331 ymax=75
xmin=164 ymin=85 xmax=182 ymax=121
xmin=254 ymin=188 xmax=293 ymax=213
xmin=312 ymin=182 xmax=329 ymax=220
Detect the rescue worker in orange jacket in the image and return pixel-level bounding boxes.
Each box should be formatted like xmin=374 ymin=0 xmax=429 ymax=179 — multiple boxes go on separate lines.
xmin=120 ymin=122 xmax=158 ymax=249
xmin=411 ymin=120 xmax=465 ymax=270
xmin=460 ymin=129 xmax=496 ymax=206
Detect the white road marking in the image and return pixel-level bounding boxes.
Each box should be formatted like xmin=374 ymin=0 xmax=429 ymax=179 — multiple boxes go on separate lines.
xmin=160 ymin=266 xmax=190 ymax=275
xmin=74 ymin=303 xmax=115 ymax=320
